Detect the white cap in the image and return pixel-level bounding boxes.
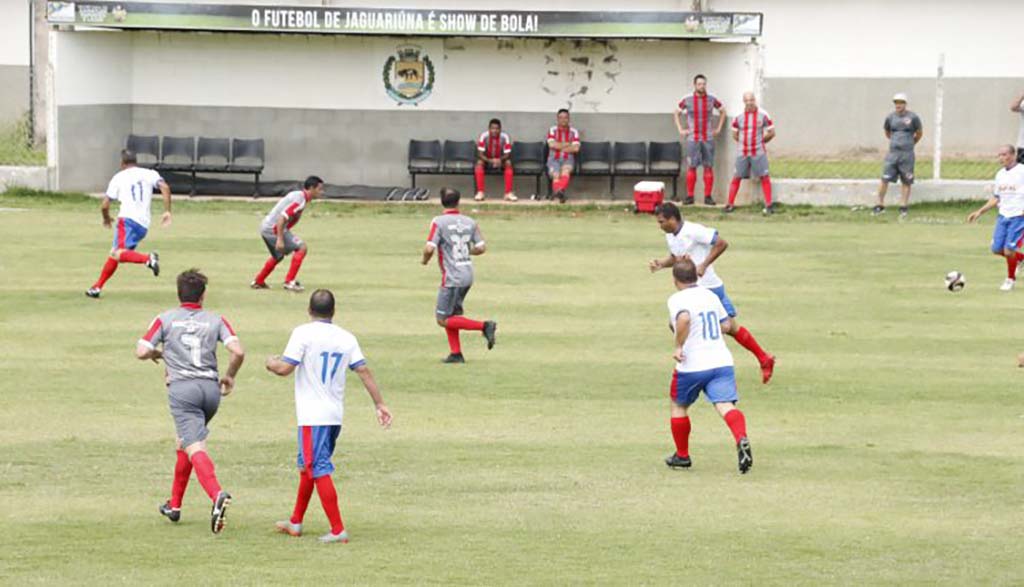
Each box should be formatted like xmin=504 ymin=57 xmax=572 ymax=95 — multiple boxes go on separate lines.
xmin=892 ymin=92 xmax=908 ymax=103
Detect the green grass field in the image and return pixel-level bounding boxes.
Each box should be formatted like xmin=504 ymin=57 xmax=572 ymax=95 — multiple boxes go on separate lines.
xmin=1 ymin=192 xmax=1021 ymax=585
xmin=773 ymin=158 xmax=994 ymax=180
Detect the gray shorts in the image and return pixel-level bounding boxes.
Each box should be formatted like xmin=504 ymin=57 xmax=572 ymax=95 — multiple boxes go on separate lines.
xmin=261 ymin=229 xmax=303 ymax=262
xmin=686 ymin=140 xmax=715 ymax=168
xmin=546 ymin=155 xmax=575 ymax=177
xmin=436 ymin=286 xmax=471 ymax=319
xmin=168 ymin=379 xmax=221 ymax=447
xmin=882 ymin=151 xmax=915 ymax=185
xmin=735 ymin=154 xmax=770 ymax=179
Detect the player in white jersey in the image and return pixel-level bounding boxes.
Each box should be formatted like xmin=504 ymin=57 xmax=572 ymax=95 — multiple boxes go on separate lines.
xmin=266 ymin=289 xmax=392 ymax=544
xmin=86 ymin=149 xmax=171 ymax=298
xmin=648 ymin=202 xmax=776 ymax=383
xmin=663 ymin=258 xmax=753 ymax=474
xmin=967 ymin=145 xmax=1024 ymax=290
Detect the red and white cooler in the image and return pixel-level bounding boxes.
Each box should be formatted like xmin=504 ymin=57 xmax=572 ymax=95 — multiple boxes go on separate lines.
xmin=633 ymin=181 xmax=665 ymax=214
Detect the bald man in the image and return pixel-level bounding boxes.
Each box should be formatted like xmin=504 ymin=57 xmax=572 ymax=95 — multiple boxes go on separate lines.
xmin=726 ymin=92 xmax=776 ymax=214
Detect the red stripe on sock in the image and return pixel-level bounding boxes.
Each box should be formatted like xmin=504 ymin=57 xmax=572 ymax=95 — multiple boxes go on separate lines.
xmin=314 ymin=475 xmax=345 ymax=535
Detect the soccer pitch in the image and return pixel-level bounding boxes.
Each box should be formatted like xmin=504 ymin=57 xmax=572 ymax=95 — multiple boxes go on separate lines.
xmin=1 ymin=193 xmax=1021 ymax=585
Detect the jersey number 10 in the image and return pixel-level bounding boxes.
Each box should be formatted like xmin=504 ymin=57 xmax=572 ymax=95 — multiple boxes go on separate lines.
xmin=319 ymin=351 xmax=344 ymax=384
xmin=698 ymin=311 xmax=721 ymax=340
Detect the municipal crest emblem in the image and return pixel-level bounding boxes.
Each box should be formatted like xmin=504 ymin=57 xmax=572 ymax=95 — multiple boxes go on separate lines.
xmin=383 ymin=45 xmax=435 ymax=106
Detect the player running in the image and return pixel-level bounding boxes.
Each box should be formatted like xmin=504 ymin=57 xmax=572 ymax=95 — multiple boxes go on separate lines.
xmin=726 ymin=92 xmax=776 ymax=215
xmin=136 ymin=269 xmax=245 ymax=534
xmin=265 ymin=289 xmax=392 ymax=544
xmin=664 ymin=258 xmax=754 ymax=474
xmin=648 ymin=202 xmax=775 ymax=383
xmin=674 ymin=74 xmax=726 ymax=206
xmin=85 ymin=149 xmax=171 ymax=298
xmin=251 ymin=176 xmax=325 ymax=292
xmin=474 ymin=118 xmax=517 ymax=202
xmin=545 ymin=109 xmax=580 ymax=203
xmin=966 ymin=144 xmax=1024 ymax=291
xmin=421 ymin=187 xmax=497 ymax=363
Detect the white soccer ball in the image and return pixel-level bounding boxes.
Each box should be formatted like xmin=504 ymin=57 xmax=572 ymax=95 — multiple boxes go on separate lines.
xmin=945 ymin=271 xmax=965 ymax=292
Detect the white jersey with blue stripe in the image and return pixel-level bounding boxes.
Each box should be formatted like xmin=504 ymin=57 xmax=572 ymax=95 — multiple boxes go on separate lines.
xmin=665 ymin=221 xmax=723 ymax=288
xmin=282 ymin=320 xmax=366 ymax=426
xmin=994 ymin=163 xmax=1024 ymax=218
xmin=106 ymin=166 xmax=164 ymax=229
xmin=668 ymin=286 xmax=734 ymax=373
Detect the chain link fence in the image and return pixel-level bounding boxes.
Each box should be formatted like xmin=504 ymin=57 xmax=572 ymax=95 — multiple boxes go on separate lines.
xmin=0 ymin=114 xmax=46 ymax=167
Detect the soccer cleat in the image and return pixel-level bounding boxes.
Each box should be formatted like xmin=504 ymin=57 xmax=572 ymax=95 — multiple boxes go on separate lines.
xmin=683 ymin=196 xmax=695 ymax=206
xmin=146 ymin=252 xmax=160 ymax=277
xmin=871 ymin=205 xmax=885 ymax=215
xmin=275 ymin=520 xmax=302 ymax=537
xmin=442 ymin=353 xmax=465 ymax=364
xmin=474 ymin=191 xmax=486 ymax=202
xmin=503 ymin=192 xmax=518 ymax=202
xmin=159 ymin=501 xmax=181 ymax=523
xmin=665 ymin=453 xmax=692 ymax=469
xmin=85 ymin=287 xmax=102 ymax=299
xmin=210 ymin=491 xmax=231 ymax=534
xmin=554 ymin=190 xmax=566 ymax=204
xmin=737 ymin=437 xmax=753 ymax=474
xmin=899 ymin=206 xmax=909 ymax=218
xmin=762 ymin=204 xmax=774 ymax=216
xmin=760 ymin=354 xmax=776 ymax=384
xmin=704 ymin=196 xmax=716 ymax=206
xmin=1000 ymin=278 xmax=1015 ymax=291
xmin=482 ymin=321 xmax=497 ymax=350
xmin=723 ymin=205 xmax=736 ymax=214
xmin=318 ymin=530 xmax=350 ymax=544
xmin=283 ymin=280 xmax=305 ymax=292
xmin=250 ymin=280 xmax=270 ymax=289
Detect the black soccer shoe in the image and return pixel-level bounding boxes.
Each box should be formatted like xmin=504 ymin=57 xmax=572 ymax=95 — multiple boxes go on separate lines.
xmin=899 ymin=206 xmax=909 ymax=218
xmin=442 ymin=353 xmax=465 ymax=364
xmin=482 ymin=321 xmax=497 ymax=350
xmin=554 ymin=190 xmax=566 ymax=204
xmin=146 ymin=251 xmax=160 ymax=277
xmin=737 ymin=437 xmax=753 ymax=474
xmin=762 ymin=203 xmax=775 ymax=216
xmin=665 ymin=453 xmax=692 ymax=469
xmin=85 ymin=287 xmax=101 ymax=299
xmin=871 ymin=205 xmax=885 ymax=215
xmin=723 ymin=205 xmax=736 ymax=214
xmin=211 ymin=491 xmax=231 ymax=534
xmin=683 ymin=196 xmax=695 ymax=206
xmin=704 ymin=196 xmax=716 ymax=206
xmin=159 ymin=501 xmax=181 ymax=523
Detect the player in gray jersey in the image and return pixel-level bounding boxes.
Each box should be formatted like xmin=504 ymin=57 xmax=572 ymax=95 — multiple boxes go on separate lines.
xmin=873 ymin=93 xmax=923 ymax=217
xmin=136 ymin=269 xmax=245 ymax=534
xmin=251 ymin=176 xmax=325 ymax=292
xmin=421 ymin=187 xmax=497 ymax=363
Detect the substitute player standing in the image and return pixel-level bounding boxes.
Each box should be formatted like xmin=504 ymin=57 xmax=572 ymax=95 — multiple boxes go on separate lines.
xmin=266 ymin=289 xmax=392 ymax=544
xmin=422 ymin=187 xmax=497 ymax=363
xmin=251 ymin=176 xmax=325 ymax=292
xmin=726 ymin=92 xmax=776 ymax=215
xmin=664 ymin=258 xmax=753 ymax=474
xmin=873 ymin=93 xmax=923 ymax=217
xmin=673 ymin=74 xmax=726 ymax=206
xmin=85 ymin=149 xmax=171 ymax=298
xmin=545 ymin=109 xmax=580 ymax=203
xmin=474 ymin=118 xmax=517 ymax=202
xmin=136 ymin=269 xmax=244 ymax=534
xmin=966 ymin=145 xmax=1024 ymax=291
xmin=648 ymin=202 xmax=775 ymax=383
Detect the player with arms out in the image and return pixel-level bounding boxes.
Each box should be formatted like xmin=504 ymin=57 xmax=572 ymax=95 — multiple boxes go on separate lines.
xmin=422 ymin=187 xmax=497 ymax=363
xmin=664 ymin=258 xmax=753 ymax=474
xmin=136 ymin=269 xmax=245 ymax=534
xmin=251 ymin=176 xmax=325 ymax=292
xmin=966 ymin=144 xmax=1024 ymax=291
xmin=85 ymin=149 xmax=171 ymax=298
xmin=265 ymin=289 xmax=392 ymax=544
xmin=726 ymin=92 xmax=776 ymax=215
xmin=649 ymin=202 xmax=775 ymax=383
xmin=674 ymin=74 xmax=726 ymax=206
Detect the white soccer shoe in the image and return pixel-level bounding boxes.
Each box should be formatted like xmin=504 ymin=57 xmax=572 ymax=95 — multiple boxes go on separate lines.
xmin=1000 ymin=278 xmax=1015 ymax=291
xmin=503 ymin=192 xmax=518 ymax=202
xmin=283 ymin=280 xmax=305 ymax=292
xmin=319 ymin=530 xmax=350 ymax=544
xmin=474 ymin=192 xmax=486 ymax=201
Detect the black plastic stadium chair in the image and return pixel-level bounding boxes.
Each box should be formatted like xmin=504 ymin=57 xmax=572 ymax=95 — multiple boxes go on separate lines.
xmin=157 ymin=136 xmax=196 ymax=173
xmin=612 ymin=142 xmax=648 ymax=196
xmin=228 ymin=138 xmax=265 ymax=197
xmin=648 ymin=141 xmax=683 ymax=199
xmin=442 ymin=140 xmax=477 ymax=173
xmin=195 ymin=138 xmax=230 ymax=172
xmin=408 ymin=140 xmax=442 ymax=188
xmin=511 ymin=141 xmax=546 ymax=197
xmin=578 ymin=141 xmax=614 ymax=194
xmin=126 ymin=134 xmax=160 ymax=168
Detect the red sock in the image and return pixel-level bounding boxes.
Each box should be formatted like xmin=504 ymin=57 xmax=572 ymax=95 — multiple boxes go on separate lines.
xmin=685 ymin=168 xmax=697 ymax=197
xmin=290 ymin=471 xmax=315 ymax=524
xmin=503 ymin=165 xmax=514 ymax=194
xmin=314 ymin=475 xmax=345 ymax=535
xmin=190 ymin=451 xmax=222 ymax=501
xmin=169 ymin=450 xmax=192 ymax=509
xmin=670 ymin=416 xmax=691 ymax=458
xmin=554 ymin=174 xmax=571 ymax=193
xmin=254 ymin=256 xmax=279 ymax=284
xmin=447 ymin=316 xmax=484 ymax=331
xmin=703 ymin=168 xmax=715 ymax=197
xmin=285 ymin=248 xmax=306 ymax=282
xmin=92 ymin=257 xmax=119 ymax=289
xmin=445 ymin=326 xmax=462 ymax=354
xmin=733 ymin=326 xmax=769 ymax=364
xmin=119 ymin=250 xmax=149 ymax=264
xmin=1008 ymin=255 xmax=1018 ymax=279
xmin=727 ymin=177 xmax=742 ymax=206
xmin=474 ymin=165 xmax=486 ymax=193
xmin=761 ymin=176 xmax=773 ymax=206
xmin=723 ymin=409 xmax=748 ymax=444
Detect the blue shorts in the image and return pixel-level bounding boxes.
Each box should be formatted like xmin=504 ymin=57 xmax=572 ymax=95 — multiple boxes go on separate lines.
xmin=112 ymin=217 xmax=147 ymax=250
xmin=990 ymin=214 xmax=1024 ymax=254
xmin=297 ymin=425 xmax=341 ymax=478
xmin=670 ymin=366 xmax=739 ymax=407
xmin=708 ymin=285 xmax=738 ymax=317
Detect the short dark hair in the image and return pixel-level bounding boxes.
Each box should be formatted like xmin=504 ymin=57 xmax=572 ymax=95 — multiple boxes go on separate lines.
xmin=177 ymin=269 xmax=208 ymax=304
xmin=489 ymin=118 xmax=501 ymax=127
xmin=655 ymin=202 xmax=682 ymax=222
xmin=303 ymin=175 xmax=324 ymax=190
xmin=121 ymin=149 xmax=137 ymax=165
xmin=440 ymin=186 xmax=461 ymax=208
xmin=693 ymin=74 xmax=707 ymax=84
xmin=309 ymin=288 xmax=335 ymax=318
xmin=672 ymin=258 xmax=698 ymax=285
xmin=557 ymin=108 xmax=570 ymax=116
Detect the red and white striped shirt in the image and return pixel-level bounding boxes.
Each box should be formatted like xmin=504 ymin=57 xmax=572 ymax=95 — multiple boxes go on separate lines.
xmin=678 ymin=93 xmax=723 ymax=142
xmin=477 ymin=131 xmax=512 ymax=159
xmin=731 ymin=108 xmax=774 ymax=157
xmin=546 ymin=126 xmax=580 ymax=161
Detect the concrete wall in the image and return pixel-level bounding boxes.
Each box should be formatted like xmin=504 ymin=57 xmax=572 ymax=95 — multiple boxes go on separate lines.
xmin=0 ymin=0 xmax=31 ymax=124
